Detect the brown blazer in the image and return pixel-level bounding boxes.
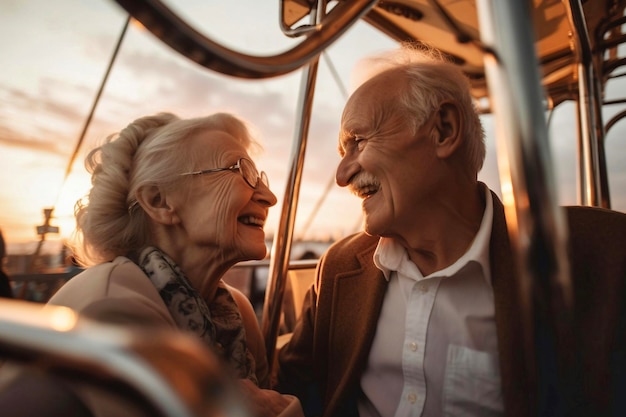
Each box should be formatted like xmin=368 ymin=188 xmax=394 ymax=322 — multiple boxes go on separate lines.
xmin=277 ymin=191 xmax=626 ymax=417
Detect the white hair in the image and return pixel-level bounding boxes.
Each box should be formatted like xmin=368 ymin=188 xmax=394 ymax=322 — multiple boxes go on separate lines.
xmin=351 ymin=43 xmax=486 ymax=175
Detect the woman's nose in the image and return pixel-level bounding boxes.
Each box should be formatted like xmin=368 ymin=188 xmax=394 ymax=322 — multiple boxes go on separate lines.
xmin=255 ymin=181 xmax=278 ymax=207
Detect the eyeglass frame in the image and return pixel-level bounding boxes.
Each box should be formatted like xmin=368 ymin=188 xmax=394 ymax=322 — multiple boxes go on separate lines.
xmin=179 ymin=157 xmax=268 ymax=189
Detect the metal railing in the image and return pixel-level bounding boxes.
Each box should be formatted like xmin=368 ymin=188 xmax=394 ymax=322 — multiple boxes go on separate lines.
xmin=0 ymin=299 xmax=247 ymax=417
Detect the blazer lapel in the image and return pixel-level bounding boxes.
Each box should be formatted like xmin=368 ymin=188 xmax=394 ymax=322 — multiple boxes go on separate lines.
xmin=326 ymin=242 xmax=388 ymax=405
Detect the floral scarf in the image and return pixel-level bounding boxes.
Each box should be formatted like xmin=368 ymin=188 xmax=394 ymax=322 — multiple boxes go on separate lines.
xmin=137 ymin=246 xmax=257 ymax=384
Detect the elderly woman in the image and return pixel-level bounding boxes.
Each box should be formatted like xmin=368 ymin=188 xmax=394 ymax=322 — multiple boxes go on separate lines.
xmin=47 ymin=112 xmax=300 ymax=417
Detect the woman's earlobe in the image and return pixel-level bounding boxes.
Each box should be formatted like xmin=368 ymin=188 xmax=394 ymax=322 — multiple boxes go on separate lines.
xmin=137 ymin=186 xmax=178 ymax=225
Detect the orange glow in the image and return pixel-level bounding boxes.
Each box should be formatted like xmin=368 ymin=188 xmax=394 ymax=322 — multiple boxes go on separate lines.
xmin=47 ymin=306 xmax=78 ymax=332
xmin=53 ymin=170 xmax=92 ymax=241
xmin=130 ymin=17 xmax=145 ymax=31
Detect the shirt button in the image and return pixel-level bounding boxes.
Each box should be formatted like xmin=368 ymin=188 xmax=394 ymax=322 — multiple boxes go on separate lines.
xmin=416 ymin=282 xmax=428 ymax=293
xmin=407 ymin=393 xmax=417 ymax=404
xmin=409 ymin=342 xmax=418 ymax=351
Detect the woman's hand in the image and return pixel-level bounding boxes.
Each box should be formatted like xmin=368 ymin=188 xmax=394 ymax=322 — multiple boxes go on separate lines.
xmin=237 ymin=379 xmax=303 ymax=417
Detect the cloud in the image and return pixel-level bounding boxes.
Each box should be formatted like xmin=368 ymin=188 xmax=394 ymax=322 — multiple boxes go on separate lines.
xmin=97 ymin=43 xmax=344 ymax=188
xmin=0 ymin=124 xmax=63 ymax=156
xmin=0 ymin=81 xmax=99 ymax=156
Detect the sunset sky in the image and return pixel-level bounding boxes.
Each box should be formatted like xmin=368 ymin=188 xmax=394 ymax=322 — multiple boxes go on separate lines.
xmin=1 ymin=0 xmax=625 ymax=255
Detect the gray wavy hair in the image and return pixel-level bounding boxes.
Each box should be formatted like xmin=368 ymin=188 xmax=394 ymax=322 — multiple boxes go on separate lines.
xmin=70 ymin=112 xmax=260 ymax=266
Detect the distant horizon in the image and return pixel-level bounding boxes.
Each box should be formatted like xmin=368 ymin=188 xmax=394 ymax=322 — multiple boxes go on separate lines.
xmin=3 ymin=237 xmax=336 ymax=276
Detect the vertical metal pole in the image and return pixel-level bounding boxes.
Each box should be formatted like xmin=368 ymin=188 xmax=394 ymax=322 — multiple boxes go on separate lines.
xmin=574 ymin=62 xmax=602 ymax=206
xmin=261 ymin=3 xmax=324 ymax=369
xmin=261 ymin=60 xmax=319 ymax=368
xmin=565 ymin=0 xmax=603 ymax=207
xmin=476 ymin=0 xmax=575 ymax=415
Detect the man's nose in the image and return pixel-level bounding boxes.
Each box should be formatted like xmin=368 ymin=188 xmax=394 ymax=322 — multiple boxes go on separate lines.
xmin=336 ymin=155 xmax=359 ymax=188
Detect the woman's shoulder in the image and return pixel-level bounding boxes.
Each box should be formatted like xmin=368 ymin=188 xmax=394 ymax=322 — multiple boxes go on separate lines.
xmin=48 ymin=257 xmax=134 ymax=304
xmin=48 ymin=257 xmax=175 ymax=327
xmin=223 ymin=282 xmax=259 ymax=327
xmin=223 ymin=282 xmax=252 ymax=308
xmin=222 ymin=281 xmax=270 ymax=386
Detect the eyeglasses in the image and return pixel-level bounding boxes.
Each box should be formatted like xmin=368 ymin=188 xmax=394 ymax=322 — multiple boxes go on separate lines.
xmin=180 ymin=157 xmax=269 ymax=189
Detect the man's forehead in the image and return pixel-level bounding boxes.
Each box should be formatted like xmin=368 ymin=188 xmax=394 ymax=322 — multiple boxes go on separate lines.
xmin=348 ymin=70 xmax=405 ymax=110
xmin=344 ymin=75 xmax=401 ymax=118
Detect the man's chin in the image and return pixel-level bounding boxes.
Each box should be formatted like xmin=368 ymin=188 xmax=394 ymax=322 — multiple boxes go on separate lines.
xmin=363 ymin=219 xmax=383 ymax=237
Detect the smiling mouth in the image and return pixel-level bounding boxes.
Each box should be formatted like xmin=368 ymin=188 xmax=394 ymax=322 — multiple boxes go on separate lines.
xmin=355 ymin=185 xmax=378 ymax=199
xmin=349 ymin=172 xmax=380 ymax=199
xmin=350 ymin=182 xmax=380 ymax=199
xmin=238 ymin=215 xmax=265 ymax=227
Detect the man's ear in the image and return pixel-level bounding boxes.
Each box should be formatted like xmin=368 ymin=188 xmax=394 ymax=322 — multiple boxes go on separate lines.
xmin=136 ymin=185 xmax=180 ymax=225
xmin=432 ymin=100 xmax=464 ymax=159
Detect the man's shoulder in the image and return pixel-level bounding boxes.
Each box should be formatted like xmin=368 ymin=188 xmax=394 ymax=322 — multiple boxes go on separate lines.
xmin=319 ymin=232 xmax=379 ymax=274
xmin=563 ymin=206 xmax=626 ymax=257
xmin=564 ymin=206 xmax=626 ymax=235
xmin=565 ymin=205 xmax=626 ymax=221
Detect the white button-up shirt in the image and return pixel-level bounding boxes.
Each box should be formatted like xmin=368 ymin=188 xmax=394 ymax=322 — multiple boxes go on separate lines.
xmin=358 ymin=189 xmax=504 ymax=417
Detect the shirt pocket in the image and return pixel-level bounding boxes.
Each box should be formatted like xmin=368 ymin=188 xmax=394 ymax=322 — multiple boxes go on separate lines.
xmin=442 ymin=344 xmax=504 ymax=417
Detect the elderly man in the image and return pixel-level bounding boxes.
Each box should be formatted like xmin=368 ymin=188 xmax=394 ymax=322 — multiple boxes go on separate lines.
xmin=276 ymin=45 xmax=626 ymax=417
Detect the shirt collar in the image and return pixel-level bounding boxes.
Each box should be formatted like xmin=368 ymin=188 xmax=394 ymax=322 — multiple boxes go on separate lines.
xmin=373 ymin=185 xmax=493 ymax=285
xmin=373 ymin=238 xmax=403 ymax=281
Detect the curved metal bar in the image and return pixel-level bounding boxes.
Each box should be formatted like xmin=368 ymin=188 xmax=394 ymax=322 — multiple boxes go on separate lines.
xmin=279 ymin=0 xmax=323 ymax=38
xmin=476 ymin=0 xmax=575 ymax=415
xmin=596 ymin=13 xmax=626 ymax=53
xmin=596 ymin=14 xmax=626 ymax=40
xmin=0 ymin=300 xmax=244 ymax=417
xmin=603 ymin=57 xmax=626 ymax=77
xmin=113 ymin=0 xmax=377 ymax=79
xmin=605 ymin=109 xmax=626 ymax=134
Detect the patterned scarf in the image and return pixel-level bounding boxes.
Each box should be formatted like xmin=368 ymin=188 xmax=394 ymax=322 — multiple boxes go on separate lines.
xmin=137 ymin=246 xmax=257 ymax=385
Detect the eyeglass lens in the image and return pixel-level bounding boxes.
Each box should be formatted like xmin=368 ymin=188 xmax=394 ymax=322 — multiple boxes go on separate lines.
xmin=239 ymin=158 xmax=268 ymax=189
